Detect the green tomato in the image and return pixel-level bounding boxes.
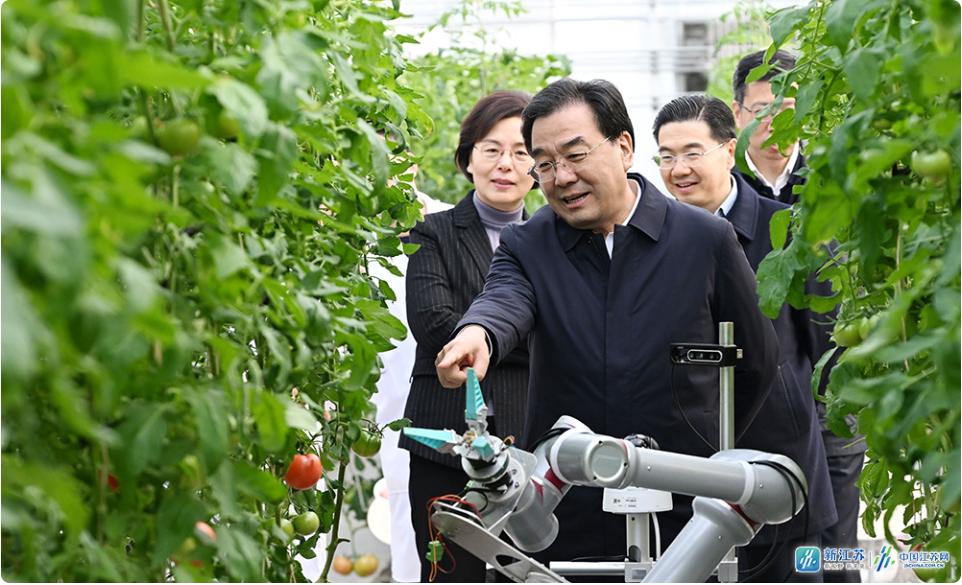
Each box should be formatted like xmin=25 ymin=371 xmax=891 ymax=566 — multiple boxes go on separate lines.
xmin=292 ymin=511 xmax=320 ymax=536
xmin=174 ymin=536 xmax=197 ymax=559
xmin=858 ymin=314 xmax=882 ymax=340
xmin=130 ymin=116 xmax=150 ymax=138
xmin=278 ymin=518 xmax=295 ymax=540
xmin=354 ymin=554 xmax=379 ymax=577
xmin=352 ymin=430 xmax=382 ymax=458
xmin=158 ymin=119 xmax=201 ymax=156
xmin=911 ymin=149 xmax=952 ymax=179
xmin=214 ymin=110 xmax=240 ymax=140
xmin=833 ymin=321 xmax=863 ymax=348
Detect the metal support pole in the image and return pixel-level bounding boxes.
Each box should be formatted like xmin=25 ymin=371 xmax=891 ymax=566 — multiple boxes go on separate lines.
xmin=626 ymin=513 xmax=650 ymax=562
xmin=719 ymin=322 xmax=735 ymax=451
xmin=718 ymin=322 xmax=737 ymax=582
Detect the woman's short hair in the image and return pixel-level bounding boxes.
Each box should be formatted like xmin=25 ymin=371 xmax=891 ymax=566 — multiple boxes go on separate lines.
xmin=456 ymin=90 xmax=533 ymax=183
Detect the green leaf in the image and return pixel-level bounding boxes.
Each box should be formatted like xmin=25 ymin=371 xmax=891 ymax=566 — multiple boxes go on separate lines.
xmin=210 ymin=461 xmax=240 ymax=520
xmin=122 ymin=50 xmax=211 ymax=89
xmin=208 ymin=78 xmax=269 ymax=138
xmin=792 ymin=76 xmax=823 ymax=125
xmin=203 ymin=138 xmax=258 ymax=197
xmin=209 ymin=235 xmax=249 ymax=279
xmin=825 ymin=0 xmax=869 ymax=51
xmin=185 ymin=389 xmax=230 ymax=472
xmin=386 ymin=418 xmax=411 ymax=431
xmin=842 ymin=48 xmax=884 ymax=102
xmin=252 ymin=391 xmax=289 ymax=452
xmin=116 ymin=258 xmax=159 ymax=313
xmin=284 ymin=398 xmax=319 ymax=431
xmin=1 ymin=179 xmax=84 ymax=236
xmin=154 ymin=492 xmax=208 ymax=560
xmin=358 ymin=119 xmax=391 ymax=195
xmin=756 ymin=245 xmax=803 ymax=318
xmin=101 ymin=0 xmax=135 ymax=39
xmin=255 ymin=124 xmax=298 ymax=204
xmin=0 ymin=258 xmax=39 ymax=383
xmin=735 ymin=119 xmax=760 ymax=178
xmin=116 ymin=403 xmax=170 ymax=476
xmin=769 ymin=5 xmax=810 ymax=46
xmin=769 ymin=208 xmax=792 ymax=251
xmin=216 ymin=527 xmax=265 ymax=582
xmin=1 ymin=458 xmax=90 ymax=543
xmin=233 ymin=461 xmax=287 ymax=503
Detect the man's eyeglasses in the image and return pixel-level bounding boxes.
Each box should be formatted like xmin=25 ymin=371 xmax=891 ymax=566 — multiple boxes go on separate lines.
xmin=474 ymin=144 xmax=531 ymax=164
xmin=738 ymin=100 xmax=795 ymax=121
xmin=653 ymin=140 xmax=732 ymax=170
xmin=528 ymin=136 xmax=610 ymax=183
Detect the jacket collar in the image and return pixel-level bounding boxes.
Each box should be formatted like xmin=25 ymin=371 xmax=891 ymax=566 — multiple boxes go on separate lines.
xmin=726 ymin=171 xmax=762 ymax=243
xmin=555 ymin=173 xmax=667 ymax=252
xmin=454 ymin=190 xmax=481 ymax=227
xmin=454 ymin=190 xmax=530 ymax=227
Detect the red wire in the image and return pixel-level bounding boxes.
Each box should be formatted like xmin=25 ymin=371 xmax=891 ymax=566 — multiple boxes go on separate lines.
xmin=426 ymin=494 xmax=480 ymax=580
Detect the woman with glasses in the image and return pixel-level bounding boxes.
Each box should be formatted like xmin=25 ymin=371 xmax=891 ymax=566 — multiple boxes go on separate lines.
xmin=399 ymin=90 xmax=536 ymax=582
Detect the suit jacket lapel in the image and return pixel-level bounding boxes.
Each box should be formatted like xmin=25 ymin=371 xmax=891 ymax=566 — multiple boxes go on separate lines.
xmin=728 ymin=172 xmax=760 ymax=243
xmin=454 ymin=191 xmax=494 ymax=280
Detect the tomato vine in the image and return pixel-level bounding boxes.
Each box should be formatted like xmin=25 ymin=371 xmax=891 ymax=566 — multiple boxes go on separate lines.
xmin=753 ymin=0 xmax=960 ymax=576
xmin=1 ymin=0 xmax=425 ymax=581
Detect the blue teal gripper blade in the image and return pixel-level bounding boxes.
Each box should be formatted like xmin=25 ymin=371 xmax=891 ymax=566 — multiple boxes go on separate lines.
xmin=402 ymin=428 xmax=457 ymax=451
xmin=471 ymin=435 xmax=494 ymax=459
xmin=464 ymin=367 xmax=486 ymax=422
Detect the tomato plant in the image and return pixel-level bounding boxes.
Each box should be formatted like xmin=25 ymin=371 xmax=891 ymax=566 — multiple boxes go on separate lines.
xmin=1 ymin=0 xmax=426 ymax=581
xmin=754 ymin=0 xmax=960 ymax=565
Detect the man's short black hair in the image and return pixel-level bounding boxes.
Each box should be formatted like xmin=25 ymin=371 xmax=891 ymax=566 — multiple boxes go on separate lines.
xmin=652 ymin=94 xmax=737 ymax=145
xmin=521 ymin=78 xmax=635 ymax=153
xmin=732 ymin=49 xmax=797 ymax=104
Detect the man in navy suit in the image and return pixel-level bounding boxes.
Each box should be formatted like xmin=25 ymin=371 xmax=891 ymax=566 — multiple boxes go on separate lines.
xmin=653 ymin=93 xmax=837 ymax=582
xmin=435 ymin=78 xmax=778 ymax=570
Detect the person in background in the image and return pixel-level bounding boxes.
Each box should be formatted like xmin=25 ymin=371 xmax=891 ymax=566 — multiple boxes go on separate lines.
xmin=370 ymin=187 xmax=452 ymax=582
xmin=734 ymin=50 xmax=867 ymax=582
xmin=653 ymin=93 xmax=837 ymax=582
xmin=398 ymin=90 xmax=535 ymax=582
xmin=731 ymin=49 xmax=804 ymax=205
xmin=436 ymin=78 xmax=777 ymax=573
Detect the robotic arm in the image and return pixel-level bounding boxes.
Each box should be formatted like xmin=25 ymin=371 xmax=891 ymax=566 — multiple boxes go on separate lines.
xmin=403 ymin=369 xmax=806 ymax=583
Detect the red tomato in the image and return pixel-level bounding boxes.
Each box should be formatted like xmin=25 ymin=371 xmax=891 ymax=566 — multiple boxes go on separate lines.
xmin=194 ymin=521 xmax=216 ymax=545
xmin=284 ymin=453 xmax=322 ymax=490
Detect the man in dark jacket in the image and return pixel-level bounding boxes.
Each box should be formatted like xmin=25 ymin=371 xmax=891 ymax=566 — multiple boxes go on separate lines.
xmin=435 ymin=78 xmax=778 ymax=570
xmin=731 ymin=49 xmax=806 ymax=205
xmin=653 ymin=93 xmax=837 ymax=582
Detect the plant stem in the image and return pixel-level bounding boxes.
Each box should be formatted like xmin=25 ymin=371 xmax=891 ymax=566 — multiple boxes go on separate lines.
xmin=318 ymin=458 xmax=349 ymax=583
xmin=171 ymin=164 xmax=180 ymax=208
xmin=158 ymin=0 xmax=177 ymax=50
xmin=136 ymin=0 xmax=145 ymax=43
xmin=137 ymin=90 xmax=159 ymax=146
